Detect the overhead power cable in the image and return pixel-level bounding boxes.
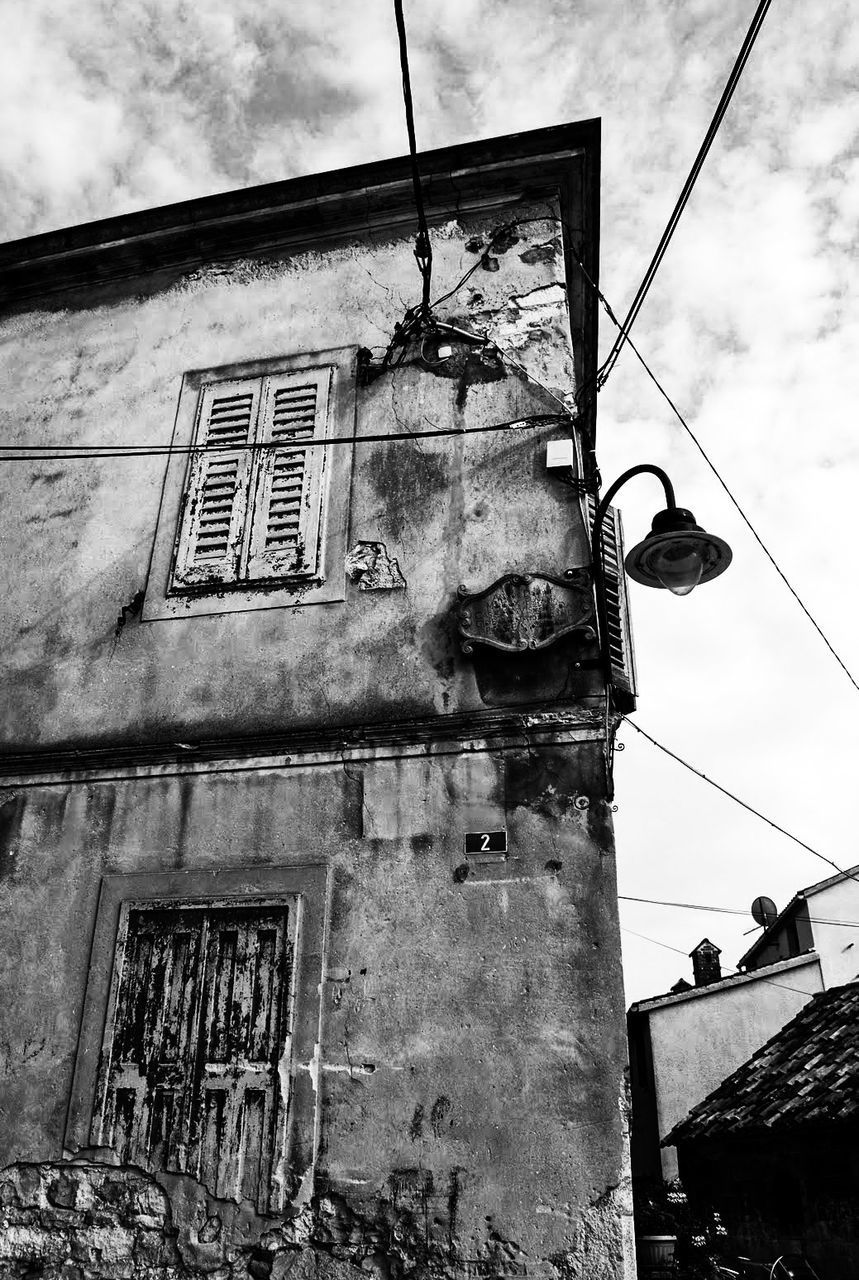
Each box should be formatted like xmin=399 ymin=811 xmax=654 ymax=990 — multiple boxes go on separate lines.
xmin=0 ymin=414 xmax=571 ymax=462
xmin=393 ymin=0 xmax=432 ymax=318
xmin=573 ymin=249 xmax=859 ymax=698
xmin=597 ymin=0 xmax=775 ymax=388
xmin=624 ymin=718 xmax=859 ymax=887
xmin=620 ymin=927 xmax=817 ymax=998
xmin=619 ymin=894 xmax=859 ymax=929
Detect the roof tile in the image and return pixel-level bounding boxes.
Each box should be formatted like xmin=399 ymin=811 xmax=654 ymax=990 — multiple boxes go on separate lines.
xmin=665 ymin=983 xmax=859 ymax=1145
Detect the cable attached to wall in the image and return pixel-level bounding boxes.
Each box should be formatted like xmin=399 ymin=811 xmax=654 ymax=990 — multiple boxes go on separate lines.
xmin=0 ymin=413 xmax=578 ymax=462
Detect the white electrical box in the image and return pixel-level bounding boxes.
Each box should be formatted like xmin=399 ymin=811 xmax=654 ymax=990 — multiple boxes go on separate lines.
xmin=546 ymin=439 xmax=575 ymax=469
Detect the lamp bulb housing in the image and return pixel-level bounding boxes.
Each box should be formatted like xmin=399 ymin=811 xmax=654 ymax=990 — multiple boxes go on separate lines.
xmin=624 ymin=507 xmax=732 ymax=593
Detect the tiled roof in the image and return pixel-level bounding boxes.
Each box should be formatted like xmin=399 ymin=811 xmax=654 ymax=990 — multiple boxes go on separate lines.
xmin=665 ymin=983 xmax=859 ymax=1146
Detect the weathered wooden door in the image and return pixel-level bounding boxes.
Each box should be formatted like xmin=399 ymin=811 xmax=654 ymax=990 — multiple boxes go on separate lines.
xmin=93 ymin=902 xmax=293 ymax=1212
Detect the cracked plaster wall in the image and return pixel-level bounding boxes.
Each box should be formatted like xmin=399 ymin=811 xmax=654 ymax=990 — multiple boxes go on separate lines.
xmin=0 ymin=742 xmax=633 ymax=1279
xmin=0 ymin=202 xmax=594 ymax=751
xmin=0 ymin=191 xmax=633 ymax=1278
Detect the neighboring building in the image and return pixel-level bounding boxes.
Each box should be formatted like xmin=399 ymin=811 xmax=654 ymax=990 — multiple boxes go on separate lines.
xmin=627 ymin=950 xmax=822 ymax=1182
xmin=666 ymin=983 xmax=859 ymax=1280
xmin=0 ymin=123 xmax=639 ymax=1279
xmin=628 ymin=863 xmax=859 ymax=1184
xmin=738 ymin=863 xmax=859 ymax=988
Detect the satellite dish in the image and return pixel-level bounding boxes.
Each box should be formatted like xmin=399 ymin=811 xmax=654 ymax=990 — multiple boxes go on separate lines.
xmin=751 ymin=896 xmax=778 ymax=928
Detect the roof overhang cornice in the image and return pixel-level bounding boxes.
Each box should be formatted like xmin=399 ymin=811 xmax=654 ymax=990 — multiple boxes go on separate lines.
xmin=0 ymin=119 xmax=600 ymax=303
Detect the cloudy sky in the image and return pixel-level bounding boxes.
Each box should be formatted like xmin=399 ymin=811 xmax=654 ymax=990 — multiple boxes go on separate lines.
xmin=3 ymin=0 xmax=858 ymax=1002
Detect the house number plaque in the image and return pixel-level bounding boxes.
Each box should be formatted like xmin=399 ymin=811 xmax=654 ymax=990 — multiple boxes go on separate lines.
xmin=464 ymin=829 xmax=507 ymax=857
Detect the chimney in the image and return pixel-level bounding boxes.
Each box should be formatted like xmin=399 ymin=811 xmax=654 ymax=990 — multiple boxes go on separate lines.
xmin=690 ymin=938 xmax=722 ymax=987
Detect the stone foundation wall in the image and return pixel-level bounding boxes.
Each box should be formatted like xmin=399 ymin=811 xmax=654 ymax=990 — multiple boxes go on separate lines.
xmin=0 ymin=1160 xmax=632 ymax=1280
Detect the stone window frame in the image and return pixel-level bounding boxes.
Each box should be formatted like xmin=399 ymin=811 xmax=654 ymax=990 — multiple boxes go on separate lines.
xmin=65 ymin=863 xmax=329 ymax=1210
xmin=143 ymin=347 xmax=359 ymax=621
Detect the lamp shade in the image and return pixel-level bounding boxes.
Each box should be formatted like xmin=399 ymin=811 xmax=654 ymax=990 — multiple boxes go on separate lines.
xmin=625 ymin=507 xmax=732 ymax=595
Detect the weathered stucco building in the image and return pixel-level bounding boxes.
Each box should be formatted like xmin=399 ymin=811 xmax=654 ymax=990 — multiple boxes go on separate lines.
xmin=0 ymin=121 xmax=637 ymax=1279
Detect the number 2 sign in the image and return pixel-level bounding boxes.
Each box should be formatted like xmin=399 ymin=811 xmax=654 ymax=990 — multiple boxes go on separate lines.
xmin=464 ymin=830 xmax=507 ymax=857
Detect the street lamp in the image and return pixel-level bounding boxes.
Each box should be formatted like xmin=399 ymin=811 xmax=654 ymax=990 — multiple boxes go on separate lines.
xmin=591 ymin=463 xmax=732 ymax=681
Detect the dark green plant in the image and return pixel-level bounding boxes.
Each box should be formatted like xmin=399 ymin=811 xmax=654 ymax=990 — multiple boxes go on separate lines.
xmin=634 ymin=1178 xmax=729 ymax=1279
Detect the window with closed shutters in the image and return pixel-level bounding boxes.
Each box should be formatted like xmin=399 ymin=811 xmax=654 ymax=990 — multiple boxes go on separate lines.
xmin=92 ymin=902 xmax=295 ymax=1212
xmin=172 ymin=364 xmax=331 ymax=592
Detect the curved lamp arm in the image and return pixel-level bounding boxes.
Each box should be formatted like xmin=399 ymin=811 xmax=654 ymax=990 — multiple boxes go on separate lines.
xmin=589 ymin=463 xmax=731 ymax=696
xmin=590 ymin=465 xmax=677 ymax=689
xmin=591 ymin=465 xmax=676 ymax=545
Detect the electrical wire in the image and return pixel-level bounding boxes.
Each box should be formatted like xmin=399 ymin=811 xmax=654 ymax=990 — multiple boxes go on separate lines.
xmin=0 ymin=414 xmax=571 ymax=462
xmin=393 ymin=0 xmax=432 ymax=318
xmin=619 ymin=894 xmax=859 ymax=929
xmin=572 ymin=248 xmax=859 ymax=698
xmin=597 ymin=0 xmax=775 ymax=388
xmin=428 ymin=216 xmax=531 ymax=311
xmin=620 ymin=927 xmax=818 ymax=998
xmin=624 ymin=718 xmax=859 ymax=890
xmin=380 ymin=217 xmax=535 ymax=371
xmin=490 ymin=342 xmax=576 ymax=418
xmin=0 ymin=339 xmax=579 ymax=465
xmin=627 ymin=330 xmax=859 ymax=695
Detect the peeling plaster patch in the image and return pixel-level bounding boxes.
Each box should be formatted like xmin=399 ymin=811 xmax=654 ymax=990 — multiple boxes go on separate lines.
xmin=490 ymin=226 xmax=520 ymax=254
xmin=180 ymin=258 xmax=291 ymax=289
xmin=429 ymin=1096 xmax=451 ymax=1138
xmin=488 ymin=285 xmax=569 ymax=357
xmin=542 ymin=874 xmax=569 ymax=915
xmin=301 ymin=1042 xmax=322 ymax=1095
xmin=291 ymin=1172 xmax=316 ymax=1217
xmin=536 ymin=1204 xmax=574 ymax=1219
xmin=513 ymin=283 xmax=568 ymax=310
xmin=113 ymin=588 xmax=145 ymax=641
xmin=554 ymin=1182 xmax=635 ymax=1280
xmin=520 ymin=240 xmax=561 ymax=265
xmin=345 ymin=542 xmax=406 ymax=591
xmin=320 ymin=1062 xmax=376 ymax=1076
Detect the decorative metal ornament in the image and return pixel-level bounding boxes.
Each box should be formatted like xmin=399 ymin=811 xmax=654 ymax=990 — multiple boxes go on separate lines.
xmin=456 ymin=571 xmax=595 ymax=655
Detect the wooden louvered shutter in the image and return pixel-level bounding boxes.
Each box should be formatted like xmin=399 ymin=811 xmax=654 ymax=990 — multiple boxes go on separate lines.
xmin=95 ymin=904 xmax=292 ymax=1213
xmin=245 ymin=369 xmax=330 ymax=581
xmin=172 ymin=380 xmax=259 ymax=589
xmin=189 ymin=909 xmax=291 ymax=1213
xmin=96 ymin=909 xmax=205 ymax=1172
xmin=585 ymin=497 xmax=637 ymax=709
